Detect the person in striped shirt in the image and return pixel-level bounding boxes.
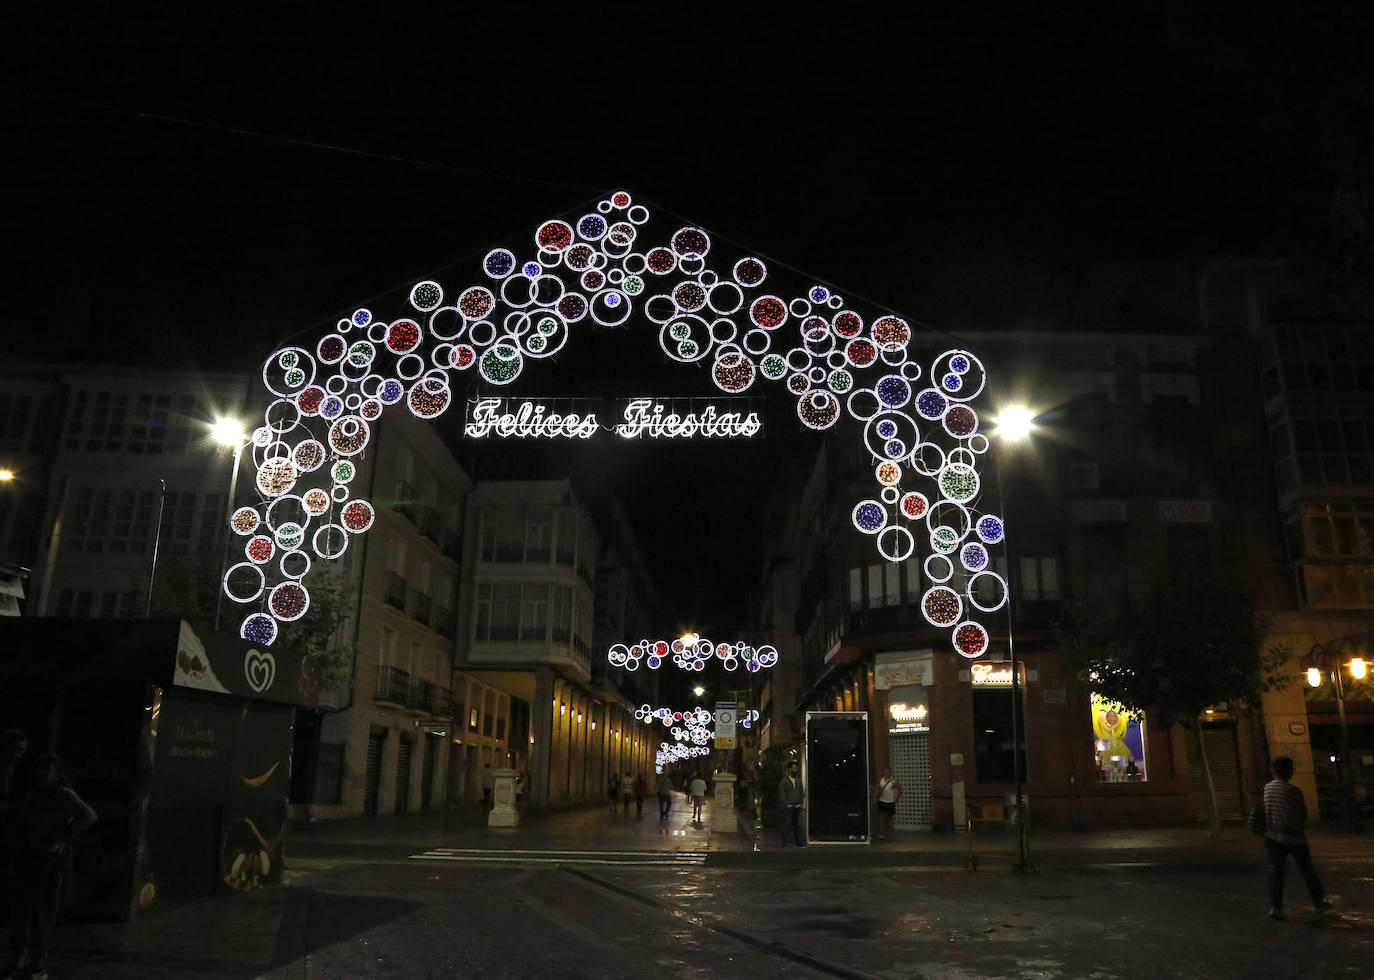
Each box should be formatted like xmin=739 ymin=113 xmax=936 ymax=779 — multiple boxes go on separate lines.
xmin=1262 ymin=755 xmax=1329 ymax=920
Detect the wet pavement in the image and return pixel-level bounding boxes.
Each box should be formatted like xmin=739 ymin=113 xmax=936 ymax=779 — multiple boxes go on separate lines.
xmin=42 ymin=800 xmax=1374 ymax=978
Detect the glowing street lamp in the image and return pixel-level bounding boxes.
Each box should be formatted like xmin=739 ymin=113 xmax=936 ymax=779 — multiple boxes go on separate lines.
xmin=692 ymin=685 xmax=706 ymax=699
xmin=994 ymin=405 xmax=1036 ymax=443
xmin=1306 ymin=640 xmax=1372 ymax=830
xmin=0 ymin=469 xmax=13 ymax=481
xmin=212 ymin=417 xmax=250 ymax=631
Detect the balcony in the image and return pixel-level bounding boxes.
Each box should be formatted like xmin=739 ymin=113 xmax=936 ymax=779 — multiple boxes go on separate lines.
xmin=383 ymin=572 xmax=408 ymax=612
xmin=435 ymin=686 xmax=456 ymax=717
xmin=412 ymin=591 xmax=432 ymax=628
xmin=416 ymin=505 xmax=441 ymax=545
xmin=409 ymin=678 xmax=437 ymax=715
xmin=375 ymin=665 xmax=411 ymax=706
xmin=392 ymin=480 xmax=417 ymax=523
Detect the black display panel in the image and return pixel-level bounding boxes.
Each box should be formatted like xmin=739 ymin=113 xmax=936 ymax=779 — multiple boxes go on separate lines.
xmin=805 ymin=712 xmax=869 ymax=842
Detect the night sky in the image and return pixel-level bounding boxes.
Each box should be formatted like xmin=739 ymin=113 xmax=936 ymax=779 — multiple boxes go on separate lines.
xmin=4 ymin=2 xmax=1368 ymax=625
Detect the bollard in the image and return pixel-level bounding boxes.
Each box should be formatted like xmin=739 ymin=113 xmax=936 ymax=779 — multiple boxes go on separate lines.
xmin=710 ymin=772 xmax=737 ymax=834
xmin=487 ymin=768 xmax=520 ymax=828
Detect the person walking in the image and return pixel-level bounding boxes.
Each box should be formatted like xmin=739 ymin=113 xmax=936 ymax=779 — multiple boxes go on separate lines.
xmin=1262 ymin=755 xmax=1330 ymax=920
xmin=778 ymin=761 xmax=805 ymax=846
xmin=688 ymin=773 xmax=707 ymax=823
xmin=3 ymin=754 xmax=97 ymax=980
xmin=621 ymin=772 xmax=634 ymax=816
xmin=632 ymin=774 xmax=646 ymax=817
xmin=655 ymin=771 xmax=674 ymax=820
xmin=607 ymin=772 xmax=620 ymax=815
xmin=875 ymin=767 xmax=902 ymax=840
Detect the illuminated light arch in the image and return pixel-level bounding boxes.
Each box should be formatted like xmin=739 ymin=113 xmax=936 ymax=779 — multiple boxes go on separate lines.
xmin=226 ymin=191 xmax=1009 ymax=655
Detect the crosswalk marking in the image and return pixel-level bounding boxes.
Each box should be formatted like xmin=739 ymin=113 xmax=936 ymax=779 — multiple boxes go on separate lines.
xmin=409 ymin=847 xmax=706 ymax=867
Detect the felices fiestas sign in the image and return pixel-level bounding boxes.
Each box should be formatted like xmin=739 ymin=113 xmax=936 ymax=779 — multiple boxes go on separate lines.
xmin=464 ymin=397 xmax=761 ymax=440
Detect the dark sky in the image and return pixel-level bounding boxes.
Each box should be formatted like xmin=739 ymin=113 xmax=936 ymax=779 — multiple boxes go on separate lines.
xmin=3 ymin=1 xmax=1367 ymax=624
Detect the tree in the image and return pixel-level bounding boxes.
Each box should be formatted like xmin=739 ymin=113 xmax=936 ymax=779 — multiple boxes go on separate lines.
xmin=1055 ymin=575 xmax=1289 ymax=832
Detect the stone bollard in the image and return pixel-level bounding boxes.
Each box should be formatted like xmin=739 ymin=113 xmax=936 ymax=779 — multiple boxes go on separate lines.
xmin=710 ymin=772 xmax=737 ymax=834
xmin=487 ymin=768 xmax=520 ymax=828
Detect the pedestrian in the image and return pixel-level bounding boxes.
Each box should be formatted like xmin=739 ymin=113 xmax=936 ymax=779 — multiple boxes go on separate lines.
xmin=481 ymin=764 xmax=494 ymax=810
xmin=778 ymin=761 xmax=805 ymax=846
xmin=1261 ymin=755 xmax=1330 ymax=920
xmin=3 ymin=754 xmax=97 ymax=980
xmin=621 ymin=772 xmax=633 ymax=815
xmin=688 ymin=773 xmax=707 ymax=823
xmin=875 ymin=767 xmax=902 ymax=840
xmin=655 ymin=771 xmax=674 ymax=820
xmin=633 ymin=773 xmax=646 ymax=817
xmin=607 ymin=772 xmax=620 ymax=815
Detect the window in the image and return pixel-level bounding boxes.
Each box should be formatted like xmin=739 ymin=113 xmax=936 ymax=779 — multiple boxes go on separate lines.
xmin=1091 ymin=692 xmax=1148 ymax=782
xmin=474 ymin=583 xmax=521 ymax=641
xmin=67 ymin=487 xmax=113 ymax=552
xmin=972 ymin=688 xmax=1027 ymax=784
xmin=1017 ymin=556 xmax=1059 ymax=601
xmin=904 ymin=557 xmax=922 ymax=602
xmin=884 ymin=562 xmax=900 ymax=607
xmin=520 ymin=584 xmax=548 ymax=642
xmin=110 ymin=489 xmax=155 ymax=554
xmin=848 ymin=568 xmax=862 ymax=611
xmin=551 ymin=586 xmax=573 ymax=642
xmin=866 ymin=565 xmax=882 ymax=610
xmin=524 ymin=508 xmax=553 ymax=563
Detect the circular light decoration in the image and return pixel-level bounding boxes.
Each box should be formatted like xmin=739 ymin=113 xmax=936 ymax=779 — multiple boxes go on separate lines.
xmin=328 ymin=416 xmax=370 ymax=456
xmin=231 ymin=507 xmax=261 ymax=535
xmin=761 ymin=354 xmax=787 ymax=380
xmin=360 ymin=399 xmax=382 ymax=420
xmin=915 ymin=388 xmax=948 ymax=420
xmin=832 ymin=311 xmax=863 ymax=338
xmin=386 ymin=319 xmax=422 ymax=354
xmin=671 ymin=227 xmax=710 ymax=259
xmin=960 ymin=542 xmax=989 ymax=571
xmin=943 ymin=404 xmax=978 ymax=438
xmin=976 ymin=515 xmax=1005 ymax=544
xmin=645 ymin=247 xmax=676 ymax=274
xmin=269 ymin=582 xmax=310 ymax=622
xmin=797 ymin=390 xmax=840 ymax=429
xmin=875 ymin=462 xmax=901 ymax=485
xmin=342 ymin=499 xmax=375 ymax=533
xmin=922 ymin=586 xmax=963 ymax=627
xmin=240 ymin=613 xmax=277 ymax=646
xmin=410 ymin=281 xmax=442 ymax=311
xmin=483 ymin=249 xmax=515 ymax=278
xmin=297 ymin=386 xmax=326 ymax=416
xmin=351 ymin=308 xmax=372 ymax=328
xmin=479 ymin=344 xmax=523 ymax=384
xmin=280 ymin=549 xmax=311 ymax=580
xmin=952 ymin=621 xmax=989 ymax=659
xmin=673 ymin=281 xmax=707 ymax=311
xmin=316 ymin=336 xmax=345 ymax=365
xmin=331 ymin=460 xmax=355 ymax=484
xmin=292 ymin=439 xmax=325 ymax=473
xmin=876 ymin=375 xmax=911 ymax=408
xmin=844 ymin=338 xmax=876 ymax=368
xmin=255 ymin=457 xmax=296 ymax=498
xmin=871 ymin=315 xmax=910 ymax=351
xmin=408 ymin=377 xmax=451 ymax=418
xmin=939 ymin=463 xmax=980 ymax=502
xmin=733 ymin=257 xmax=766 ymax=286
xmin=712 ymin=351 xmax=755 ymax=392
xmin=930 ymin=526 xmax=960 ymax=553
xmin=346 ymin=340 xmax=375 ymax=368
xmin=827 ymin=369 xmax=853 ymax=393
xmin=458 ymin=287 xmax=495 ymax=320
xmin=966 ymin=570 xmax=1009 ymax=612
xmin=313 ymin=523 xmax=348 ymax=560
xmin=900 ymin=491 xmax=928 ymax=519
xmin=924 ymin=553 xmax=954 ymax=583
xmin=246 ymin=535 xmax=275 ymax=564
xmin=577 ymin=214 xmax=607 ymax=240
xmin=378 ymin=379 xmax=404 ymax=405
xmin=536 ymin=220 xmax=574 ymax=252
xmin=750 ymin=296 xmax=786 ymax=329
xmin=931 ymin=349 xmax=986 ymax=401
xmin=222 ymin=562 xmax=265 ymax=603
xmin=852 ymin=500 xmax=886 ymax=534
xmin=877 ymin=525 xmax=915 ymax=562
xmin=302 ymin=488 xmax=330 ymax=516
xmin=274 ymin=521 xmax=305 ymax=551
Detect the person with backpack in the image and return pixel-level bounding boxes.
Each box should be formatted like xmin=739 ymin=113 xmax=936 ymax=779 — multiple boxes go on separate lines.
xmin=3 ymin=754 xmax=97 ymax=980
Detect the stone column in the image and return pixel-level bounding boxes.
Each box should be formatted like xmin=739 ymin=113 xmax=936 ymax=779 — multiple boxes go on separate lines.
xmin=710 ymin=772 xmax=737 ymax=833
xmin=488 ymin=768 xmax=520 ymax=828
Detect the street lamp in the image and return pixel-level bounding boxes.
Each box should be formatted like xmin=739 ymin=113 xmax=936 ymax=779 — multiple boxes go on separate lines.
xmin=212 ymin=417 xmax=248 ymax=631
xmin=992 ymin=405 xmax=1037 ymax=872
xmin=1306 ymin=638 xmax=1371 ymax=831
xmin=692 ymin=685 xmax=706 ymax=699
xmin=0 ymin=469 xmax=13 ymax=481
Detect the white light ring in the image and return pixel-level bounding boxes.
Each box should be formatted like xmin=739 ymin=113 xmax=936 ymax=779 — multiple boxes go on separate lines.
xmin=366 ymin=322 xmax=388 ymax=344
xmin=909 ymin=441 xmax=947 ymax=477
xmin=827 ymin=295 xmax=843 ymax=309
xmin=468 ymin=320 xmax=497 ymax=348
xmin=807 ymin=366 xmax=826 ymax=385
xmin=757 ymin=645 xmax=779 ymax=667
xmin=960 ymin=542 xmax=991 ymax=574
xmin=264 ymin=398 xmax=302 ymax=434
xmin=328 ymin=415 xmax=371 ymax=456
xmin=932 ymin=349 xmax=987 ymax=402
xmin=785 ymin=348 xmax=813 ymax=373
xmin=948 ymin=447 xmax=977 ymax=469
xmin=345 ymin=393 xmax=363 ymax=411
xmin=330 ymin=485 xmax=349 ymax=503
xmin=623 ymin=657 xmax=639 ymax=672
xmin=723 ymin=657 xmax=739 ymax=672
xmin=268 ymin=581 xmax=311 ymax=622
xmin=521 ymin=319 xmax=569 ymax=359
xmin=262 ymin=347 xmax=317 ymax=398
xmin=483 ymin=248 xmax=516 ymax=278
xmin=341 ymin=498 xmax=375 ymax=533
xmin=864 ymin=410 xmax=920 ymax=460
xmin=607 ymin=643 xmax=630 ymax=665
xmin=788 ymin=298 xmax=812 ymax=318
xmin=826 ymin=350 xmax=847 ymax=370
xmin=316 ymin=334 xmax=347 ymax=365
xmin=952 ymin=621 xmax=991 ymax=660
xmin=589 ymin=290 xmax=633 ymax=326
xmin=427 ymin=306 xmax=466 ymax=342
xmin=938 ymin=462 xmax=981 ymax=503
xmin=924 ymin=553 xmax=954 ymax=583
xmin=929 ymin=528 xmax=960 ymax=555
xmin=694 ymin=639 xmax=714 ymax=658
xmin=698 ymin=269 xmax=718 ymax=287
xmin=244 ymin=534 xmax=276 ymax=565
xmin=324 ymin=374 xmax=348 ymax=396
xmin=846 ymin=388 xmax=883 ymax=422
xmin=292 ymin=439 xmax=327 ymax=474
xmin=709 ymin=318 xmax=737 ymax=344
xmin=301 ymin=488 xmax=331 ymax=517
xmin=622 ymin=252 xmax=648 ymax=275
xmin=921 ymin=585 xmax=964 ymax=627
xmin=335 ymin=318 xmax=352 ymax=333
xmin=659 ymin=316 xmax=712 ymax=363
xmin=732 ymin=257 xmax=768 ymax=287
xmin=336 ymin=358 xmax=372 ymax=385
xmin=222 ymin=562 xmax=265 ymax=603
xmin=926 ymin=497 xmax=973 ymax=538
xmin=644 ymin=294 xmax=678 ymax=325
xmin=876 ymin=524 xmax=915 ymax=562
xmin=408 ymin=378 xmax=452 ymax=419
xmin=742 ymin=329 xmax=772 ymax=356
xmin=706 ymin=281 xmax=744 ymax=315
xmin=966 ymin=570 xmax=1009 ymax=612
xmin=254 ymin=458 xmax=298 ymax=498
xmin=230 ymin=506 xmax=261 ymax=536
xmin=499 ymin=274 xmax=538 ymax=309
xmin=851 ymin=499 xmax=887 ymax=535
xmin=711 ymin=351 xmax=756 ymax=393
xmin=279 ymin=548 xmax=312 ymax=580
xmin=968 ymin=433 xmax=991 ymax=454
xmin=942 ymin=404 xmax=981 ymax=440
xmin=533 ymin=274 xmax=566 ymax=307
xmin=748 ymin=294 xmax=788 ymax=330
xmin=880 ymin=347 xmax=909 ymax=367
xmin=880 ymin=486 xmax=900 ymax=504
xmin=975 ymin=514 xmax=1006 ymax=544
xmin=796 ymin=390 xmax=840 ymax=430
xmin=431 ymin=343 xmax=455 ymax=369
xmin=264 ymin=492 xmax=308 ymax=531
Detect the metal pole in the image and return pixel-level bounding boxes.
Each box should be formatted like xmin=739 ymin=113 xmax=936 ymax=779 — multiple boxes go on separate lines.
xmin=213 ymin=442 xmax=243 ymax=631
xmin=1333 ymin=666 xmax=1359 ymax=831
xmin=145 ymin=479 xmax=166 ymax=617
xmin=994 ymin=456 xmax=1029 ymax=871
xmin=34 ymin=476 xmax=71 ymax=617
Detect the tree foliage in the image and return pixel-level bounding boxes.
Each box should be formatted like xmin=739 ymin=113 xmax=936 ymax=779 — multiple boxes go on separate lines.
xmin=1054 ymin=575 xmax=1288 ymax=724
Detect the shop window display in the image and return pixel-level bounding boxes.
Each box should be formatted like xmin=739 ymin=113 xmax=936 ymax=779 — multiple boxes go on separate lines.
xmin=1091 ymin=692 xmax=1147 ymax=782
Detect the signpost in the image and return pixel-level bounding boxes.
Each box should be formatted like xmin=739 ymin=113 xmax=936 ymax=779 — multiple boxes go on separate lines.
xmin=714 ymin=701 xmax=737 ymax=749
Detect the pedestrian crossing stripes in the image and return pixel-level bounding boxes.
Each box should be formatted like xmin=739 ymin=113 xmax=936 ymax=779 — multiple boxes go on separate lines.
xmin=409 ymin=847 xmax=707 ymax=867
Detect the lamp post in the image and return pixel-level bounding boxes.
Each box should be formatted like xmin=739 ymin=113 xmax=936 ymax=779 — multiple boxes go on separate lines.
xmin=993 ymin=405 xmax=1036 ymax=872
xmin=1306 ymin=647 xmax=1368 ymax=831
xmin=211 ymin=418 xmax=248 ymax=631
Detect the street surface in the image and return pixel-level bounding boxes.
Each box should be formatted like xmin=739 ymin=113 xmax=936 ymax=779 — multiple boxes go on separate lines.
xmin=46 ymin=802 xmax=1374 ymax=978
